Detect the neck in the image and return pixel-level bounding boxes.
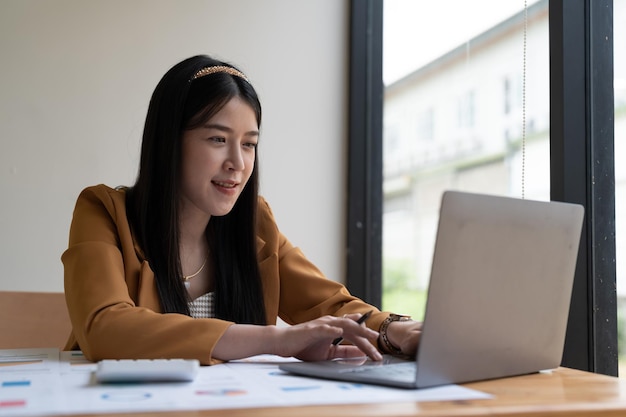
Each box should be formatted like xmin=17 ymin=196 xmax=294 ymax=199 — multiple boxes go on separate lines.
xmin=179 ymin=216 xmax=210 ymax=268
xmin=179 ymin=205 xmax=210 ymax=245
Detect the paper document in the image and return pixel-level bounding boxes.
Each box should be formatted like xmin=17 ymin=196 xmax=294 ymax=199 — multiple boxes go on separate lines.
xmin=0 ymin=349 xmax=491 ymax=416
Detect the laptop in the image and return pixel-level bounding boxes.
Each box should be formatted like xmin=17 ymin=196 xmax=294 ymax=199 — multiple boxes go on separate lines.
xmin=279 ymin=190 xmax=584 ymax=389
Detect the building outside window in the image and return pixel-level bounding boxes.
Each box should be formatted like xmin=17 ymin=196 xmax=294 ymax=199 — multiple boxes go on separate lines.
xmin=383 ymin=0 xmax=624 ymax=373
xmin=382 ymin=0 xmax=550 ymax=320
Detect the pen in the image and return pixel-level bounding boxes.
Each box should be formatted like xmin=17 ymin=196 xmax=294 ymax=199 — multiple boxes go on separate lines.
xmin=332 ymin=310 xmax=374 ymax=346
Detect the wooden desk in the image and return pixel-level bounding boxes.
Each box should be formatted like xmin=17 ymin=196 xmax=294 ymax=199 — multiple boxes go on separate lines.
xmin=69 ymin=367 xmax=625 ymax=417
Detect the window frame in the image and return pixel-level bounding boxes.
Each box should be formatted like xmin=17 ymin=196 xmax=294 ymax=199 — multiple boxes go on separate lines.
xmin=347 ymin=0 xmax=384 ymax=307
xmin=347 ymin=0 xmax=617 ymax=375
xmin=549 ymin=0 xmax=617 ymax=375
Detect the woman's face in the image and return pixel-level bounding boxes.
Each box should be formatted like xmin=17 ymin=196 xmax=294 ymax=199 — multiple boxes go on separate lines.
xmin=179 ymin=96 xmax=258 ymax=221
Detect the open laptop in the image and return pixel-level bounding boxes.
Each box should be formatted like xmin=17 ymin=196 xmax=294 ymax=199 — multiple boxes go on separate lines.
xmin=279 ymin=191 xmax=584 ymax=389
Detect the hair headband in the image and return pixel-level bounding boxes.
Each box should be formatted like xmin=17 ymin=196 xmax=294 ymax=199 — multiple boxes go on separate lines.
xmin=191 ymin=65 xmax=249 ymax=82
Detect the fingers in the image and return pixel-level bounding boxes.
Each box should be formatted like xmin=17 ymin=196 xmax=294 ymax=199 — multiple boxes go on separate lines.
xmin=330 ymin=315 xmax=382 ymax=361
xmin=329 ymin=315 xmax=378 ymax=340
xmin=329 ymin=345 xmax=372 ymax=361
xmin=287 ymin=316 xmax=384 ymax=362
xmin=333 ymin=311 xmax=372 ymax=345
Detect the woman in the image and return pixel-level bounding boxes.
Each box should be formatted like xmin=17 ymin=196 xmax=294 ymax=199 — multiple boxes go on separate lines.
xmin=62 ymin=55 xmax=421 ymax=364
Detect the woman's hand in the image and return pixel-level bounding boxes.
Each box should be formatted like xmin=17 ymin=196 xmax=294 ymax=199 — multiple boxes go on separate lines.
xmin=276 ymin=314 xmax=382 ymax=362
xmin=213 ymin=314 xmax=382 ymax=362
xmin=383 ymin=320 xmax=423 ymax=356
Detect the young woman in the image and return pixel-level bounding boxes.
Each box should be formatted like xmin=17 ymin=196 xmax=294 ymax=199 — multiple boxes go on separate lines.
xmin=62 ymin=55 xmax=421 ymax=364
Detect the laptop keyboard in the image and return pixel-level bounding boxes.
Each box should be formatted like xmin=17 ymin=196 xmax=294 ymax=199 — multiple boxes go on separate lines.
xmin=338 ymin=362 xmax=416 ymax=381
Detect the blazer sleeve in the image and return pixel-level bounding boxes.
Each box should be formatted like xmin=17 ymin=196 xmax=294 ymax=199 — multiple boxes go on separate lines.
xmin=256 ymin=198 xmax=389 ymax=334
xmin=62 ymin=185 xmax=233 ymax=365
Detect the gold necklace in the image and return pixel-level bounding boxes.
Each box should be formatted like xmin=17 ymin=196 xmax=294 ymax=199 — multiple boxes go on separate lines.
xmin=183 ymin=256 xmax=208 ymax=282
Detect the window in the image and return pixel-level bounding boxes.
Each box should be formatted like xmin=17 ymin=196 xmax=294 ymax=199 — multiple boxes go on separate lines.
xmin=348 ymin=0 xmax=617 ymax=375
xmin=504 ymin=77 xmax=512 ymax=114
xmin=503 ymin=74 xmax=523 ymax=116
xmin=381 ymin=0 xmax=550 ymax=320
xmin=457 ymin=90 xmax=474 ymax=129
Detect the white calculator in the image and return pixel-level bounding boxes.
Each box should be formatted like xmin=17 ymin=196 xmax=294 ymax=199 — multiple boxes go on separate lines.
xmin=95 ymin=358 xmax=200 ymax=383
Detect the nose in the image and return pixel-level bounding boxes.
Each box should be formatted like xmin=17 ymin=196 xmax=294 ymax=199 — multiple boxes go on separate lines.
xmin=225 ymin=145 xmax=245 ymax=171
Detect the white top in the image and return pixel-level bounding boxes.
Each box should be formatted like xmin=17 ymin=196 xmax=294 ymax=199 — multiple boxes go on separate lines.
xmin=189 ymin=292 xmax=215 ymax=318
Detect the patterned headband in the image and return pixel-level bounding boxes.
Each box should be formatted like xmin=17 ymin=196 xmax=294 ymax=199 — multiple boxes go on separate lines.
xmin=191 ymin=65 xmax=249 ymax=82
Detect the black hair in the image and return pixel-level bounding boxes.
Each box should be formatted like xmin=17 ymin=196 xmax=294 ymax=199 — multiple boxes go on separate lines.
xmin=126 ymin=55 xmax=266 ymax=324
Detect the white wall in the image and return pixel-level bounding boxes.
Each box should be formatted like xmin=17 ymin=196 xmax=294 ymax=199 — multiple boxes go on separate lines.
xmin=0 ymin=0 xmax=349 ymax=292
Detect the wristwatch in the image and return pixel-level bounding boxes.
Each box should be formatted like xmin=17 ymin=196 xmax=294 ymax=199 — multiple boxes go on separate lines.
xmin=378 ymin=314 xmax=411 ymax=355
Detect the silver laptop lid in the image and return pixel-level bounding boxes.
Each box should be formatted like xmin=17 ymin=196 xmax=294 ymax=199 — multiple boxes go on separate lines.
xmin=415 ymin=191 xmax=584 ymax=388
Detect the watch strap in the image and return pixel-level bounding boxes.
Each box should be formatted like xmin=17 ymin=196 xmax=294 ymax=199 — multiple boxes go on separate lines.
xmin=378 ymin=314 xmax=411 ymax=355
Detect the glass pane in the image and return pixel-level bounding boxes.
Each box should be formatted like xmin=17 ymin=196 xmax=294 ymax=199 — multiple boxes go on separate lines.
xmin=614 ymin=0 xmax=626 ymax=376
xmin=382 ymin=0 xmax=549 ymax=320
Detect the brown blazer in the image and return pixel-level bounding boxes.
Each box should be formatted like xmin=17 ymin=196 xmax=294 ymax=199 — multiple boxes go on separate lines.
xmin=62 ymin=185 xmax=387 ymax=364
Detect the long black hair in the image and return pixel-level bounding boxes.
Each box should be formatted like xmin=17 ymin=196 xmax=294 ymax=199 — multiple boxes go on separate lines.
xmin=126 ymin=55 xmax=266 ymax=324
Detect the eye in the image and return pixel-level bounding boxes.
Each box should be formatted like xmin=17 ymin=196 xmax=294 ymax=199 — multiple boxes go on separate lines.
xmin=243 ymin=142 xmax=258 ymax=149
xmin=208 ymin=136 xmax=226 ymax=143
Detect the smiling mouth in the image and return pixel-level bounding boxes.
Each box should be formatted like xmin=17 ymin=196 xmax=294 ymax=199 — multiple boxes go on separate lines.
xmin=212 ymin=180 xmax=237 ymax=188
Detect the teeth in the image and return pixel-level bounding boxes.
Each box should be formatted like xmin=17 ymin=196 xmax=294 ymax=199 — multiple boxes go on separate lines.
xmin=214 ymin=181 xmax=235 ymax=188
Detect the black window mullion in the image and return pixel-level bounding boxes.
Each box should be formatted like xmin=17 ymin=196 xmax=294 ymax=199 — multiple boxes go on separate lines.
xmin=347 ymin=0 xmax=383 ymax=307
xmin=549 ymin=0 xmax=616 ymax=375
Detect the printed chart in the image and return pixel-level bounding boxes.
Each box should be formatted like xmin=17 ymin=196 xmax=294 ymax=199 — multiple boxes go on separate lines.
xmin=0 ymin=349 xmax=490 ymax=416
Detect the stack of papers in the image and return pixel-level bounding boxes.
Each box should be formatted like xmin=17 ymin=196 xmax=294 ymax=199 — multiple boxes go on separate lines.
xmin=0 ymin=348 xmax=491 ymax=416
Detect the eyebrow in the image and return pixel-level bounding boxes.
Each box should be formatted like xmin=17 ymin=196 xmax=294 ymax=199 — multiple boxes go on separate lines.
xmin=203 ymin=123 xmax=259 ymax=137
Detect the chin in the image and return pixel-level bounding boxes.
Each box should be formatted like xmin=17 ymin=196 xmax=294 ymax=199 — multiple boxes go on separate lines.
xmin=211 ymin=206 xmax=236 ymax=217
